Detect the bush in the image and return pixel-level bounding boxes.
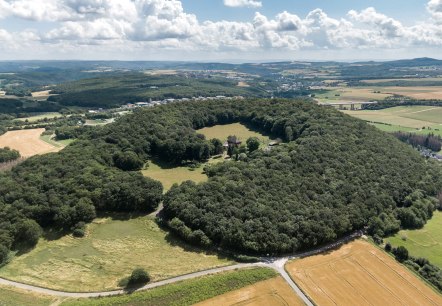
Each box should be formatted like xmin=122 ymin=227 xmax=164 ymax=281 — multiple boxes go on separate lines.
xmin=72 ymin=222 xmax=86 ymax=238
xmin=385 ymin=242 xmax=392 ymax=252
xmin=128 ymin=268 xmax=150 ymax=286
xmin=393 ymin=246 xmax=409 ymax=262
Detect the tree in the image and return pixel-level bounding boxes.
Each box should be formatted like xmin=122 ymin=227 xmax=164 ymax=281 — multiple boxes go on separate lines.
xmin=113 ymin=151 xmax=144 ymax=171
xmin=14 ymin=219 xmax=42 ymax=248
xmin=0 ymin=244 xmax=8 ymax=265
xmin=385 ymin=242 xmax=392 ymax=252
xmin=128 ymin=268 xmax=150 ymax=286
xmin=210 ymin=138 xmax=224 ymax=155
xmin=393 ymin=246 xmax=409 ymax=262
xmin=246 ymin=137 xmax=260 ymax=152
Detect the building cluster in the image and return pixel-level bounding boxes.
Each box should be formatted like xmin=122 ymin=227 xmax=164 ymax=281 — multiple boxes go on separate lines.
xmin=123 ymin=95 xmax=245 ymax=109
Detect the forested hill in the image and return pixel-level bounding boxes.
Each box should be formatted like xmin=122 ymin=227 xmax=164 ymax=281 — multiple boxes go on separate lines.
xmin=0 ymin=98 xmax=441 ymax=262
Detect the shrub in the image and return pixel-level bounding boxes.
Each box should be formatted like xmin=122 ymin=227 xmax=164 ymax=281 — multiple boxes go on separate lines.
xmin=385 ymin=242 xmax=392 ymax=252
xmin=393 ymin=246 xmax=409 ymax=262
xmin=128 ymin=268 xmax=150 ymax=286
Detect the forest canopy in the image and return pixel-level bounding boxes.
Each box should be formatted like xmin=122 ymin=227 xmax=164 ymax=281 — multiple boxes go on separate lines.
xmin=0 ymin=98 xmax=441 ymax=262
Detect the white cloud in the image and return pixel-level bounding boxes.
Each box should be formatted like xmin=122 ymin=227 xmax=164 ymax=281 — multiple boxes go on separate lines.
xmin=0 ymin=0 xmax=442 ymax=59
xmin=224 ymin=0 xmax=262 ymax=9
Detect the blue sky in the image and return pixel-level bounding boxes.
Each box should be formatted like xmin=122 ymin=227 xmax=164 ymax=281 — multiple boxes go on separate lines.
xmin=0 ymin=0 xmax=440 ymax=61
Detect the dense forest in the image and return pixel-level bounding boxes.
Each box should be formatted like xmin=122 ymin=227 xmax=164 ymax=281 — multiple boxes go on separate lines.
xmin=0 ymin=98 xmax=441 ymax=263
xmin=47 ymin=74 xmax=262 ymax=108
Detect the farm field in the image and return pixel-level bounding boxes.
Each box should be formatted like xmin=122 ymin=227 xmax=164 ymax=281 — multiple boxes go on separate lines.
xmin=387 ymin=211 xmax=442 ymax=269
xmin=0 ymin=128 xmax=61 ymax=157
xmin=383 ymin=86 xmax=442 ymax=100
xmin=197 ymin=122 xmax=272 ymax=144
xmin=361 ymin=78 xmax=442 ymax=84
xmin=286 ymin=240 xmax=442 ymax=306
xmin=15 ymin=112 xmax=62 ymax=122
xmin=0 ymin=215 xmax=232 ymax=292
xmin=315 ymin=87 xmax=392 ymax=102
xmin=40 ymin=134 xmax=74 ymax=148
xmin=0 ymin=285 xmax=57 ymax=306
xmin=343 ymin=106 xmax=442 ymax=129
xmin=62 ymin=268 xmax=277 ymax=306
xmin=195 ymin=276 xmax=304 ymax=306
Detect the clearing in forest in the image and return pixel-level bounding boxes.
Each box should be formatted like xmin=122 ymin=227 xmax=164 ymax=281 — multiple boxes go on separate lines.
xmin=0 ymin=128 xmax=61 ymax=157
xmin=197 ymin=122 xmax=271 ymax=144
xmin=0 ymin=215 xmax=232 ymax=292
xmin=387 ymin=211 xmax=442 ymax=269
xmin=194 ymin=276 xmax=304 ymax=306
xmin=286 ymin=240 xmax=442 ymax=306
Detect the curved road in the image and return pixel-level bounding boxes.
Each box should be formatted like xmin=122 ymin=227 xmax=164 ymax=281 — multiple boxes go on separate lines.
xmin=0 ymin=231 xmax=362 ymax=304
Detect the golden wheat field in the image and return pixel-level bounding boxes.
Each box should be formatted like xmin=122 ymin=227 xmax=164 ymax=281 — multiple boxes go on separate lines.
xmin=286 ymin=240 xmax=442 ymax=306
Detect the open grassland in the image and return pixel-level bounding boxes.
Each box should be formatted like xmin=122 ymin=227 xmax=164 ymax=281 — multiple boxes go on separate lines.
xmin=62 ymin=268 xmax=277 ymax=306
xmin=142 ymin=158 xmax=223 ymax=191
xmin=0 ymin=285 xmax=58 ymax=306
xmin=286 ymin=240 xmax=442 ymax=306
xmin=197 ymin=122 xmax=272 ymax=144
xmin=195 ymin=276 xmax=304 ymax=306
xmin=387 ymin=211 xmax=442 ymax=269
xmin=343 ymin=106 xmax=442 ymax=129
xmin=0 ymin=215 xmax=232 ymax=292
xmin=0 ymin=128 xmax=61 ymax=157
xmin=15 ymin=112 xmax=62 ymax=122
xmin=40 ymin=134 xmax=74 ymax=148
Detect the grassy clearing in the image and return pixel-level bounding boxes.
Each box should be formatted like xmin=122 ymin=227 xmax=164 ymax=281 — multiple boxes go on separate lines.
xmin=15 ymin=112 xmax=62 ymax=123
xmin=143 ymin=123 xmax=271 ymax=191
xmin=387 ymin=211 xmax=442 ymax=269
xmin=0 ymin=215 xmax=232 ymax=292
xmin=197 ymin=122 xmax=272 ymax=144
xmin=142 ymin=158 xmax=224 ymax=191
xmin=286 ymin=240 xmax=442 ymax=306
xmin=0 ymin=285 xmax=58 ymax=306
xmin=62 ymin=268 xmax=277 ymax=306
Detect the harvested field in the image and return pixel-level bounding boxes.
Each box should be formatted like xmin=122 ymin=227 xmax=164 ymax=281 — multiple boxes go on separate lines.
xmin=286 ymin=240 xmax=442 ymax=306
xmin=237 ymin=81 xmax=250 ymax=87
xmin=195 ymin=276 xmax=304 ymax=306
xmin=383 ymin=86 xmax=442 ymax=100
xmin=0 ymin=128 xmax=61 ymax=157
xmin=31 ymin=90 xmax=51 ymax=98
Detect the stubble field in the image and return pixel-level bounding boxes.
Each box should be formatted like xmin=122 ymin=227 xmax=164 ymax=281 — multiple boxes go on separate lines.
xmin=286 ymin=240 xmax=442 ymax=306
xmin=0 ymin=128 xmax=61 ymax=157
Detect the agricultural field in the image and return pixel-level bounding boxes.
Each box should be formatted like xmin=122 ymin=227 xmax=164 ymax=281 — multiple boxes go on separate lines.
xmin=195 ymin=276 xmax=304 ymax=306
xmin=0 ymin=128 xmax=61 ymax=157
xmin=197 ymin=122 xmax=272 ymax=144
xmin=40 ymin=134 xmax=74 ymax=148
xmin=387 ymin=211 xmax=442 ymax=269
xmin=15 ymin=112 xmax=62 ymax=122
xmin=286 ymin=240 xmax=442 ymax=306
xmin=0 ymin=215 xmax=232 ymax=292
xmin=343 ymin=106 xmax=442 ymax=129
xmin=383 ymin=86 xmax=442 ymax=100
xmin=0 ymin=285 xmax=58 ymax=306
xmin=361 ymin=78 xmax=442 ymax=84
xmin=62 ymin=268 xmax=277 ymax=306
xmin=314 ymin=87 xmax=392 ymax=102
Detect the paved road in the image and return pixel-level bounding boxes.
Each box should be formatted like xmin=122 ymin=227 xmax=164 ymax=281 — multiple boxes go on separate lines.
xmin=0 ymin=231 xmax=361 ymax=304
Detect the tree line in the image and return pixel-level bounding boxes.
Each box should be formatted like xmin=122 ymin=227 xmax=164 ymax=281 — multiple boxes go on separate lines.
xmin=393 ymin=132 xmax=442 ymax=152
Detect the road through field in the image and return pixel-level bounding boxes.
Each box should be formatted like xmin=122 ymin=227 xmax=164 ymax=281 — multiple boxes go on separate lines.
xmin=0 ymin=232 xmax=365 ymax=304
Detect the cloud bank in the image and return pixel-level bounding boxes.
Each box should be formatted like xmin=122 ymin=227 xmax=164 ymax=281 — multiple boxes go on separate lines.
xmin=0 ymin=0 xmax=441 ymax=60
